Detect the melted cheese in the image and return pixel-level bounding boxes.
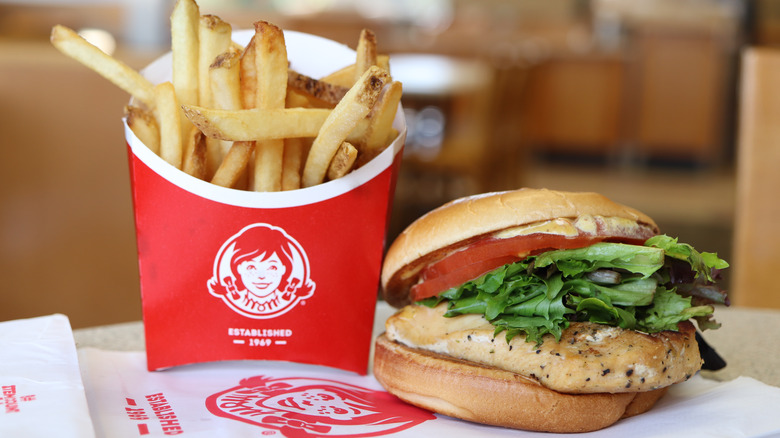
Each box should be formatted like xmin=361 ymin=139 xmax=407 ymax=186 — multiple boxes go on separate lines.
xmin=493 ymin=218 xmax=579 ymax=239
xmin=493 ymin=215 xmax=647 ymax=240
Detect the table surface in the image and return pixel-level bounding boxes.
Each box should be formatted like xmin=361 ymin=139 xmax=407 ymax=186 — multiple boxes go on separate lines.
xmin=73 ymin=302 xmax=780 ymax=388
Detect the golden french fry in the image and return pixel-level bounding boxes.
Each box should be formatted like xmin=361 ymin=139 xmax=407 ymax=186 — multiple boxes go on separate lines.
xmin=210 ymin=51 xmax=242 ymax=111
xmin=230 ymin=41 xmax=245 ymax=53
xmin=251 ymin=21 xmax=288 ymax=192
xmin=170 ymin=0 xmax=200 ymax=157
xmin=205 ymin=25 xmax=240 ymax=180
xmin=344 ymin=119 xmax=372 ymax=145
xmin=182 ymin=106 xmax=332 ymax=140
xmin=286 ymin=88 xmax=314 ymax=108
xmin=239 ymin=33 xmax=258 ymax=109
xmin=253 ymin=21 xmax=287 ymax=109
xmin=254 ymin=140 xmax=284 ymax=191
xmin=183 ymin=126 xmax=208 ymax=179
xmin=50 ymin=25 xmax=155 ymax=107
xmin=302 ymin=66 xmax=390 ymax=187
xmin=211 ymin=141 xmax=254 ymax=188
xmin=320 ymin=63 xmax=355 ymax=88
xmin=361 ymin=81 xmax=402 ymax=159
xmin=125 ymin=105 xmax=160 ymax=154
xmin=202 ymin=136 xmax=221 ymax=180
xmin=154 ymin=82 xmax=182 ymax=169
xmin=182 ymin=105 xmax=375 ymax=144
xmin=281 ymin=137 xmax=309 ymax=191
xmin=354 ymin=29 xmax=377 ymax=83
xmin=288 ymin=70 xmax=348 ymax=107
xmin=198 ymin=14 xmax=232 ymax=108
xmin=385 ymin=128 xmax=399 ymax=146
xmin=377 ymin=54 xmax=390 ymax=73
xmin=327 ymin=141 xmax=358 ymax=181
xmin=170 ymin=0 xmax=200 ymax=107
xmin=320 ymin=54 xmax=390 ymax=88
xmin=198 ymin=15 xmax=232 ymax=177
xmin=209 ymin=50 xmax=242 ymax=172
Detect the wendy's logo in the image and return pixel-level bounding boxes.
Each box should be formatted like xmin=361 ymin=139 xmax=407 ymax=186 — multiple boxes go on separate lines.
xmin=208 ymin=223 xmax=315 ymax=319
xmin=205 ymin=375 xmax=435 ymax=437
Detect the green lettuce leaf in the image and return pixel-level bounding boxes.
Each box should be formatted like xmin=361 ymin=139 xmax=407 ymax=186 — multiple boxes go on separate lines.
xmin=534 ymin=242 xmax=665 ymax=278
xmin=636 ymin=287 xmax=715 ymax=331
xmin=645 ymin=235 xmax=729 ymax=282
xmin=422 ymin=235 xmax=726 ymax=346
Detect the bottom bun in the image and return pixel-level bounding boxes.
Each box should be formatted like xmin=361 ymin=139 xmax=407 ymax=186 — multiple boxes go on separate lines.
xmin=373 ymin=334 xmax=669 ymax=433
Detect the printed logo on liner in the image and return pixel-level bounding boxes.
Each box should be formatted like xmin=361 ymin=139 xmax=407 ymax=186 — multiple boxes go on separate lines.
xmin=208 ymin=223 xmax=315 ymax=319
xmin=206 ymin=375 xmax=435 ymax=437
xmin=1 ymin=385 xmax=36 ymax=414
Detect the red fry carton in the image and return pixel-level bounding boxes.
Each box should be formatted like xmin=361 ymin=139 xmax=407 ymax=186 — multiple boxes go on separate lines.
xmin=125 ymin=30 xmax=405 ymax=373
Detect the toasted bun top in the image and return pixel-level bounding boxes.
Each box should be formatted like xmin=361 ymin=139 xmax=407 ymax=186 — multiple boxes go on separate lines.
xmin=382 ymin=188 xmax=659 ymax=307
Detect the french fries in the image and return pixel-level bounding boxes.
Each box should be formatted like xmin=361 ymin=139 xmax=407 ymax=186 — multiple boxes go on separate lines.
xmin=211 ymin=141 xmax=254 ymax=188
xmin=182 ymin=106 xmax=332 ymax=140
xmin=208 ymin=50 xmax=242 ymax=173
xmin=125 ymin=106 xmax=160 ymax=154
xmin=302 ymin=66 xmax=390 ymax=187
xmin=320 ymin=63 xmax=355 ymax=88
xmin=50 ymin=25 xmax=155 ymax=107
xmin=50 ymin=1 xmax=402 ymax=193
xmin=197 ymin=15 xmax=233 ymax=178
xmin=183 ymin=126 xmax=208 ymax=179
xmin=154 ymin=82 xmax=183 ymax=169
xmin=358 ymin=80 xmax=403 ymax=164
xmin=327 ymin=141 xmax=359 ymax=181
xmin=355 ymin=29 xmax=377 ymax=83
xmin=209 ymin=51 xmax=242 ymax=113
xmin=198 ymin=15 xmax=232 ymax=109
xmin=321 ymin=54 xmax=391 ymax=89
xmin=282 ymin=137 xmax=309 ymax=191
xmin=239 ymin=34 xmax=258 ymax=109
xmin=251 ymin=21 xmax=288 ymax=192
xmin=288 ymin=70 xmax=349 ymax=106
xmin=170 ymin=0 xmax=201 ymax=174
xmin=170 ymin=0 xmax=200 ymax=108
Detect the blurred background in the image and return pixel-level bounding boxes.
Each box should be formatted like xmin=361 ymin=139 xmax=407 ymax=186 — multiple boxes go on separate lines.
xmin=0 ymin=0 xmax=774 ymax=327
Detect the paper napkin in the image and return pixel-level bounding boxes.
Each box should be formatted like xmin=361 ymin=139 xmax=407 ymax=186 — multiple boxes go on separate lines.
xmin=0 ymin=314 xmax=95 ymax=437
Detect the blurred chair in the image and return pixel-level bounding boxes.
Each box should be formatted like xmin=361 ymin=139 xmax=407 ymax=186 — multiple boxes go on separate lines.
xmin=0 ymin=41 xmax=147 ymax=327
xmin=391 ymin=54 xmax=496 ymax=192
xmin=731 ymin=48 xmax=780 ymax=309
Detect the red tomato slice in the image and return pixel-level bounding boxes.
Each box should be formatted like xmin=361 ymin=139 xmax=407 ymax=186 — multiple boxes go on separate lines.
xmin=410 ymin=233 xmax=648 ymax=302
xmin=410 ymin=255 xmax=520 ymax=302
xmin=424 ymin=234 xmax=598 ymax=280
